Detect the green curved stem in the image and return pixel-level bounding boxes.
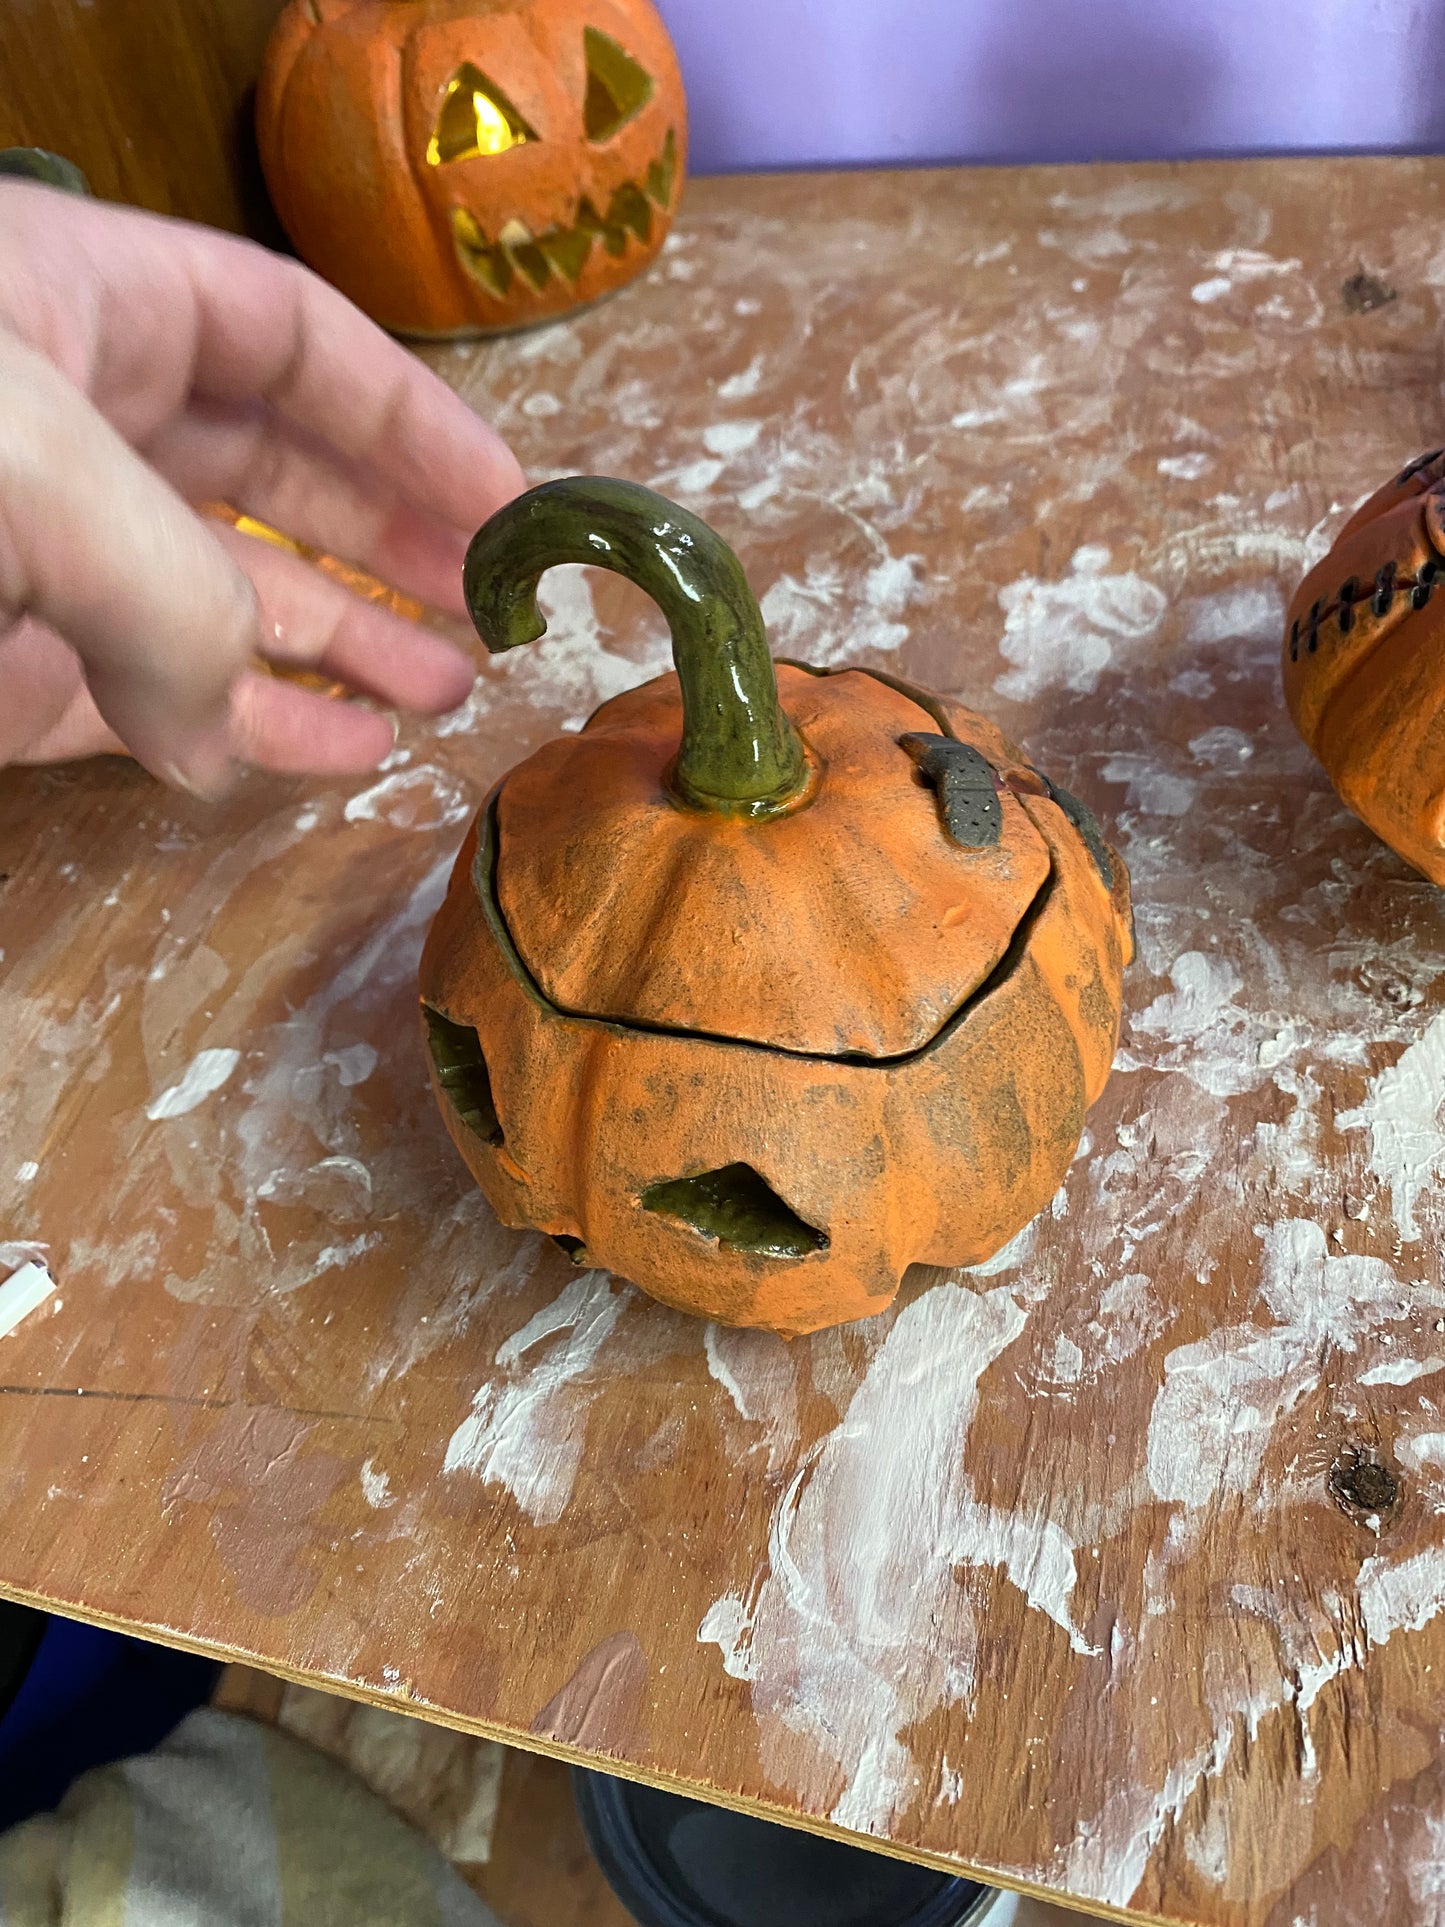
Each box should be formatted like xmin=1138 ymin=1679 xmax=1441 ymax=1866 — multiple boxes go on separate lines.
xmin=0 ymin=149 xmax=91 ymax=194
xmin=464 ymin=477 xmax=808 ymax=816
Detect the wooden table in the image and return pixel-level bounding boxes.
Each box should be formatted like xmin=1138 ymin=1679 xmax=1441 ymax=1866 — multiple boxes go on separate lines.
xmin=3 ymin=155 xmax=1445 ymax=1927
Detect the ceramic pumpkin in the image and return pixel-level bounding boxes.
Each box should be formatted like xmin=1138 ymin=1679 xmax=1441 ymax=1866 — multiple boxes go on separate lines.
xmin=419 ymin=479 xmax=1134 ymax=1335
xmin=257 ymin=0 xmax=685 ymax=337
xmin=1284 ymin=446 xmax=1445 ymax=883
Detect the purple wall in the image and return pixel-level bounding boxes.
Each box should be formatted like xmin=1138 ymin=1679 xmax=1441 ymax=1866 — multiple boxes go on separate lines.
xmin=654 ymin=0 xmax=1445 ymax=174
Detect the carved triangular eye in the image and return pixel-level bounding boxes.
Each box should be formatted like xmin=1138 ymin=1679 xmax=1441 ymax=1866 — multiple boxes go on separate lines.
xmin=583 ymin=27 xmax=653 ymax=141
xmin=427 ymin=63 xmax=537 ymax=165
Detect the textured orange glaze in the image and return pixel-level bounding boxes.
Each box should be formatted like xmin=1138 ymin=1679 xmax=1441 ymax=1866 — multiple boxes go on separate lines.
xmin=497 ymin=667 xmax=1051 ymax=1056
xmin=257 ymin=0 xmax=686 ymax=338
xmin=1284 ymin=446 xmax=1445 ymax=883
xmin=419 ymin=675 xmax=1133 ymax=1335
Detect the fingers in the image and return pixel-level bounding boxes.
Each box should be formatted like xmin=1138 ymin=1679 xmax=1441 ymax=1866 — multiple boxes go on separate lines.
xmin=169 ymin=219 xmax=527 ymax=535
xmin=228 ymin=673 xmax=396 ymax=776
xmin=1 ymin=188 xmax=525 ymax=589
xmin=210 ymin=521 xmax=476 ymax=714
xmin=145 ymin=397 xmax=477 ymax=614
xmin=0 ymin=614 xmax=122 ymax=763
xmin=0 ymin=329 xmax=475 ymax=791
xmin=0 ymin=326 xmax=260 ymax=795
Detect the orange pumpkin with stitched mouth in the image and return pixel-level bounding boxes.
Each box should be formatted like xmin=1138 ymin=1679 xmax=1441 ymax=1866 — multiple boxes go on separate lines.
xmin=419 ymin=479 xmax=1134 ymax=1335
xmin=257 ymin=0 xmax=685 ymax=337
xmin=1284 ymin=445 xmax=1445 ymax=883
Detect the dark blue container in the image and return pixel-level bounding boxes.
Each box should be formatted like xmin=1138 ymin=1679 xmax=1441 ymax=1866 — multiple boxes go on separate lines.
xmin=0 ymin=1611 xmax=217 ymax=1832
xmin=572 ymin=1765 xmax=998 ymax=1927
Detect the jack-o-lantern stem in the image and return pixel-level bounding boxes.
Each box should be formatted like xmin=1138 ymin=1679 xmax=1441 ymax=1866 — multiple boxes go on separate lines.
xmin=464 ymin=477 xmax=809 ymax=816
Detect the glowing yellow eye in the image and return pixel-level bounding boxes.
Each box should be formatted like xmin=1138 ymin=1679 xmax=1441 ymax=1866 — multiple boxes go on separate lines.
xmin=427 ymin=64 xmax=536 ymax=165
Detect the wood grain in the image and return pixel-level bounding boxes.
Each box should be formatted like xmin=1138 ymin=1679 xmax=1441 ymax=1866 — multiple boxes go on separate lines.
xmin=0 ymin=0 xmax=286 ymax=237
xmin=3 ymin=157 xmax=1445 ymax=1926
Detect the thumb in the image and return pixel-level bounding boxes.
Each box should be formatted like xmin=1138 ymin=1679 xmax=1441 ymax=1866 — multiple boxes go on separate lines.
xmin=0 ymin=326 xmax=260 ymax=795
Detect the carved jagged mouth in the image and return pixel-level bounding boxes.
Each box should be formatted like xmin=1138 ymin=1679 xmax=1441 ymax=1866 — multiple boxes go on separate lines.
xmin=450 ymin=128 xmax=677 ymax=298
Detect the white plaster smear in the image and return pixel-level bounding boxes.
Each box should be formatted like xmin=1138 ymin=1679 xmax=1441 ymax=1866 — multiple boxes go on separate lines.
xmin=992 ymin=546 xmax=1166 ymax=702
xmin=342 ymin=765 xmax=471 ymax=831
xmin=759 ymin=551 xmax=923 ymax=668
xmin=360 ymin=1457 xmax=395 ymax=1510
xmin=444 ymin=1272 xmax=625 ymax=1526
xmin=1359 ymin=1544 xmax=1445 ymax=1649
xmin=704 ymin=1323 xmax=800 ymax=1477
xmin=699 ymin=1281 xmax=1097 ymax=1835
xmin=1338 ymin=1008 xmax=1445 ymax=1241
xmin=1359 ymin=1355 xmax=1445 ymax=1387
xmin=146 ymin=1046 xmax=241 ymax=1121
xmin=0 ymin=1261 xmax=55 ymax=1340
xmin=1146 ymin=1219 xmax=1419 ymax=1510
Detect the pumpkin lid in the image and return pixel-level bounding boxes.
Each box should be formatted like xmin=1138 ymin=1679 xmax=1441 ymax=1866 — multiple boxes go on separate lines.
xmin=465 ymin=480 xmax=1057 ymax=1059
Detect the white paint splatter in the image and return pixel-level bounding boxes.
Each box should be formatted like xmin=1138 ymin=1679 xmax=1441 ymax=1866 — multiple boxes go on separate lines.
xmin=0 ymin=1260 xmax=55 ymax=1339
xmin=1359 ymin=1355 xmax=1445 ymax=1387
xmin=1129 ymin=952 xmax=1256 ymax=1098
xmin=992 ymin=547 xmax=1166 ymax=701
xmin=1183 ymin=581 xmax=1284 ymax=646
xmin=699 ymin=1281 xmax=1097 ymax=1835
xmin=1099 ymin=754 xmax=1199 ymax=817
xmin=704 ymin=1324 xmax=800 ymax=1476
xmin=1158 ymin=452 xmax=1212 ymax=481
xmin=718 ymin=355 xmax=764 ymax=399
xmin=670 ymin=457 xmax=724 ymax=494
xmin=759 ymin=550 xmax=923 ymax=666
xmin=444 ymin=1272 xmax=626 ymax=1526
xmin=360 ymin=1457 xmax=395 ymax=1509
xmin=146 ymin=1047 xmax=241 ymax=1120
xmin=1146 ymin=1220 xmax=1416 ymax=1509
xmin=1187 ymin=726 xmax=1253 ymax=770
xmin=1359 ymin=1544 xmax=1445 ymax=1648
xmin=324 ymin=1043 xmax=378 ymax=1088
xmin=305 ymin=1233 xmax=380 ymax=1283
xmin=1338 ymin=1011 xmax=1445 ymax=1241
xmin=343 ymin=766 xmax=471 ymax=832
xmin=702 ymin=419 xmax=762 ymax=457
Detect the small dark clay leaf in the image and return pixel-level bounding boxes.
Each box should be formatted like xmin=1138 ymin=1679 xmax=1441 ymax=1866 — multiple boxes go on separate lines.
xmin=900 ymin=733 xmax=1002 ymax=849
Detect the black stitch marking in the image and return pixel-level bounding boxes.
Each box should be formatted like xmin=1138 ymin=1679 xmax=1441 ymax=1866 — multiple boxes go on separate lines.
xmin=1338 ymin=576 xmax=1358 ymax=633
xmin=1307 ymin=598 xmax=1322 ymax=653
xmin=1289 ymin=618 xmax=1300 ymax=663
xmin=1397 ymin=448 xmax=1445 ymax=485
xmin=1373 ymin=562 xmax=1397 ymax=616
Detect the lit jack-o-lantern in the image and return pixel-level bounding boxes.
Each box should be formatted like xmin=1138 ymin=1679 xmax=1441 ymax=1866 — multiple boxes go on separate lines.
xmin=419 ymin=480 xmax=1134 ymax=1336
xmin=257 ymin=0 xmax=686 ymax=337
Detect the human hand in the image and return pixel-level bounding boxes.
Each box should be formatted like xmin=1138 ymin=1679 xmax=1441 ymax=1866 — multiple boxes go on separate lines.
xmin=0 ymin=182 xmax=525 ymax=794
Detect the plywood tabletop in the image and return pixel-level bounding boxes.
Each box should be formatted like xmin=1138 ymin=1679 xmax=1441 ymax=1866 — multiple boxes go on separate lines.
xmin=3 ymin=155 xmax=1445 ymax=1927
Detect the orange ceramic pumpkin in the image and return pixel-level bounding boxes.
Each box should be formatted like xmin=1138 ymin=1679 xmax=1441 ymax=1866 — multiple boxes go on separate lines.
xmin=1284 ymin=446 xmax=1445 ymax=883
xmin=419 ymin=480 xmax=1134 ymax=1335
xmin=257 ymin=0 xmax=686 ymax=337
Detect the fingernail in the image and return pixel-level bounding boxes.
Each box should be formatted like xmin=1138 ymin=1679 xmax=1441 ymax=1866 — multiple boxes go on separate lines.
xmin=160 ymin=759 xmax=241 ymax=803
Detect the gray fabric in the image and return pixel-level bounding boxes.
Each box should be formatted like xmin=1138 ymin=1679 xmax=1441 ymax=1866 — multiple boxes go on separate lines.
xmin=120 ymin=1712 xmax=283 ymax=1927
